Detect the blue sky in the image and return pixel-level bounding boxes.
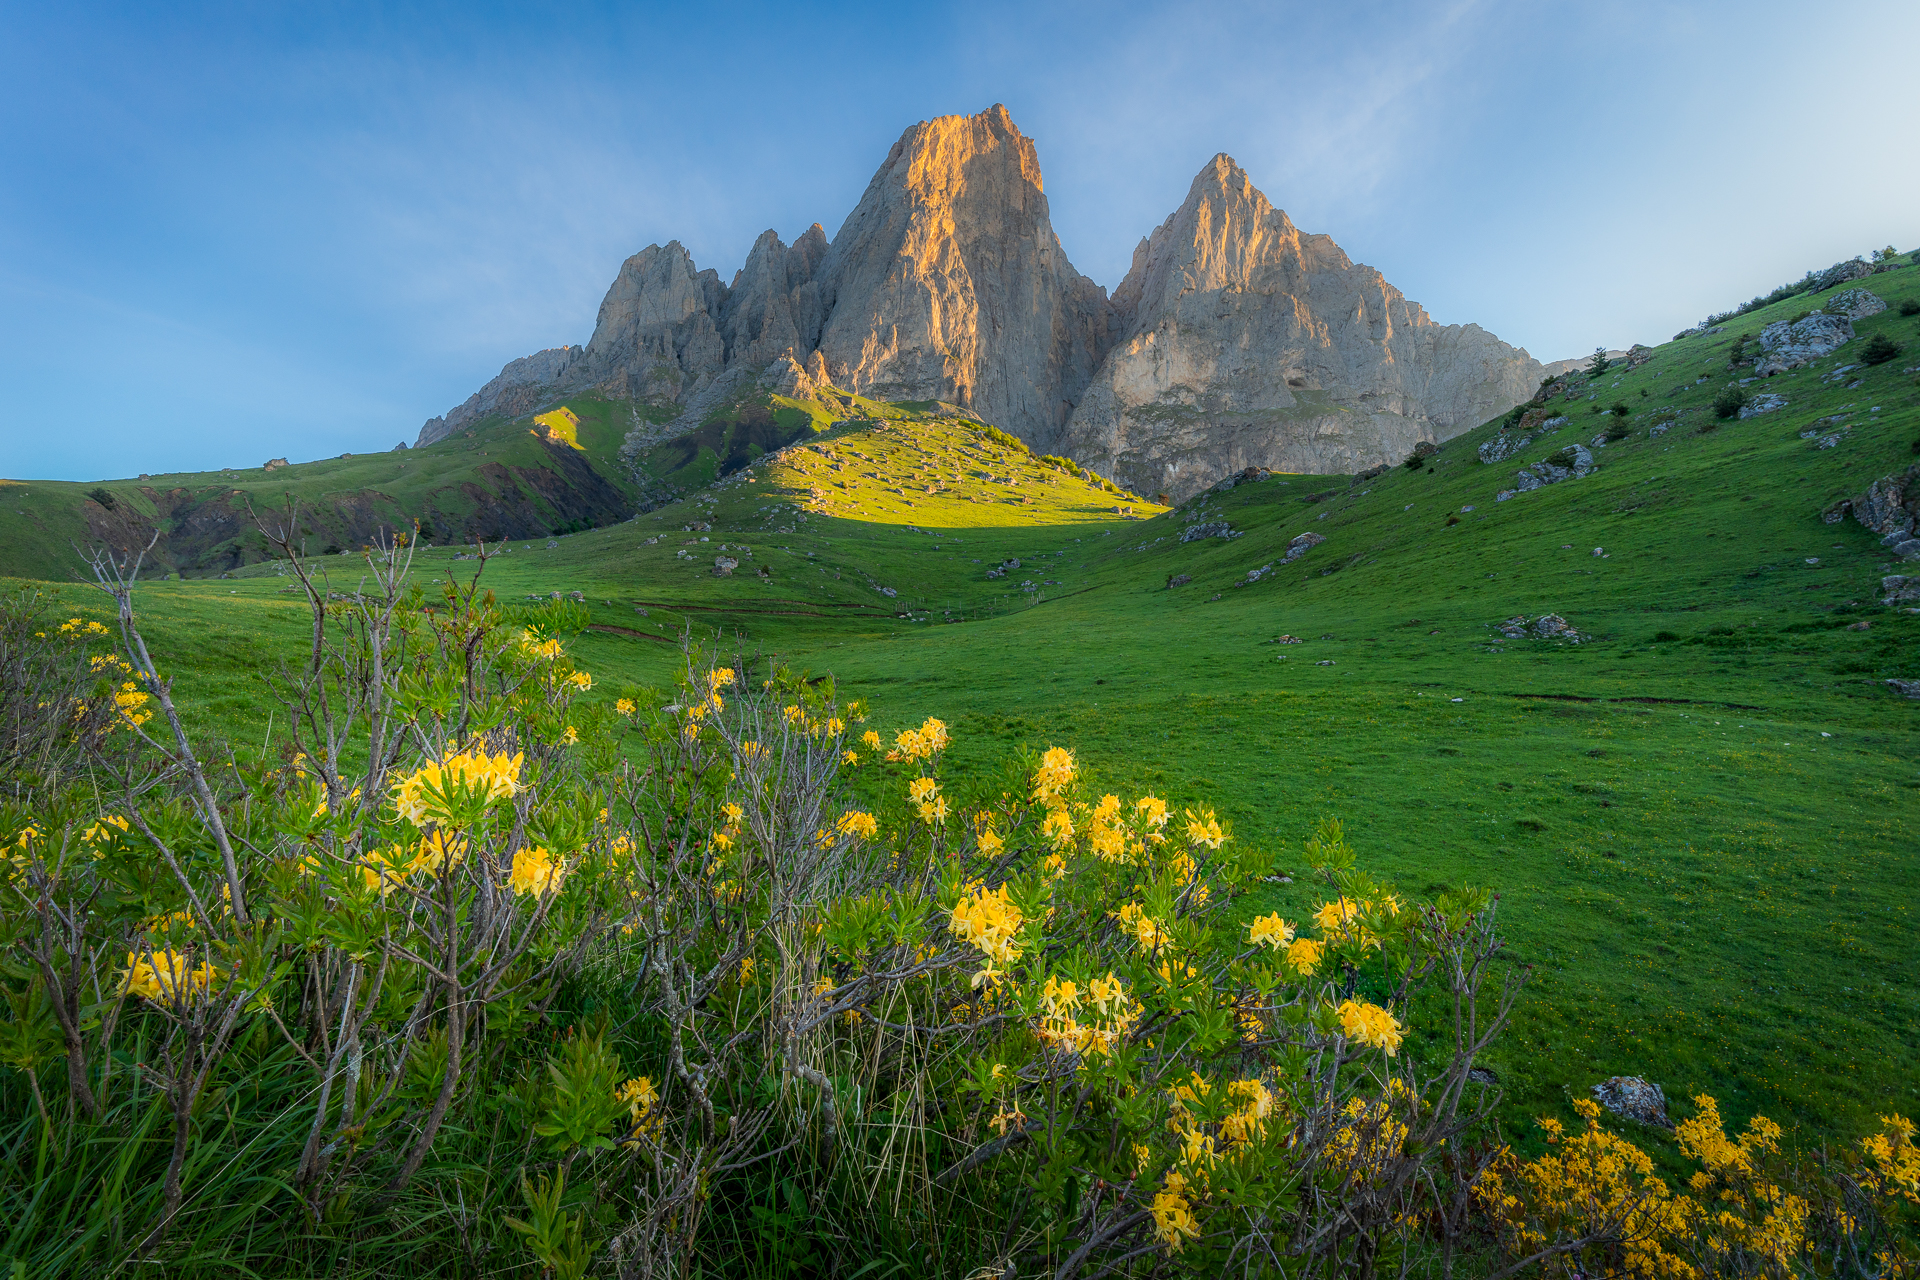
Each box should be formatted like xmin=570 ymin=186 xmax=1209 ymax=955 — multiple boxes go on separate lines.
xmin=3 ymin=0 xmax=1915 ymax=480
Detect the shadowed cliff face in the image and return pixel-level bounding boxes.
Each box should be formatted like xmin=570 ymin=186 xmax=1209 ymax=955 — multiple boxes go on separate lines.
xmin=418 ymin=108 xmax=1541 ymax=499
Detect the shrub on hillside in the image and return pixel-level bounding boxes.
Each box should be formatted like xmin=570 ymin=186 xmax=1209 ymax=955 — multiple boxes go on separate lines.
xmin=1900 ymin=299 xmax=1920 ymax=317
xmin=1713 ymin=386 xmax=1750 ymax=419
xmin=1609 ymin=402 xmax=1631 ymax=418
xmin=1862 ymin=332 xmax=1904 ymax=365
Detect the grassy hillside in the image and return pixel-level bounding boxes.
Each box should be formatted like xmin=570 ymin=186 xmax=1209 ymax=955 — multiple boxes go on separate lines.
xmin=10 ymin=260 xmax=1918 ymax=1166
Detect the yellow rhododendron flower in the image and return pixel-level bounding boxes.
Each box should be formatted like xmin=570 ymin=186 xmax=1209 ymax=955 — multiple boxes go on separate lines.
xmin=861 ymin=729 xmax=881 ymax=751
xmin=950 ymin=883 xmax=1024 ymax=981
xmin=977 ymin=827 xmax=1004 ymax=856
xmin=907 ymin=776 xmax=939 ymax=804
xmin=1112 ymin=902 xmax=1167 ymax=953
xmin=566 ymin=670 xmax=593 ymax=691
xmin=836 ymin=810 xmax=878 ymax=839
xmin=391 ymin=749 xmax=523 ymax=826
xmin=1032 ymin=746 xmax=1075 ymax=805
xmin=519 ymin=629 xmax=565 ymax=661
xmin=124 ymin=950 xmax=220 ymax=1002
xmin=1286 ymin=937 xmax=1323 ymax=974
xmin=1041 ymin=807 xmax=1074 ymax=846
xmin=1247 ymin=912 xmax=1294 ymax=950
xmin=615 ymin=697 xmax=636 ymax=716
xmin=1182 ymin=808 xmax=1227 ymax=849
xmin=508 ymin=845 xmax=563 ymax=897
xmin=1134 ymin=795 xmax=1169 ymax=828
xmin=1151 ymin=1171 xmax=1201 ymax=1251
xmin=1337 ymin=999 xmax=1404 ymax=1056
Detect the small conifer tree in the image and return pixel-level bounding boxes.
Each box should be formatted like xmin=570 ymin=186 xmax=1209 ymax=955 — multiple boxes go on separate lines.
xmin=1586 ymin=347 xmax=1611 ymax=378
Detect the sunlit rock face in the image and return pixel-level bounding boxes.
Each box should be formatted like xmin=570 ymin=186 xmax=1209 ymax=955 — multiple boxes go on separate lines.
xmin=1056 ymin=156 xmax=1543 ymax=500
xmin=417 ymin=109 xmax=1541 ymax=498
xmin=806 ymin=104 xmax=1116 ymax=439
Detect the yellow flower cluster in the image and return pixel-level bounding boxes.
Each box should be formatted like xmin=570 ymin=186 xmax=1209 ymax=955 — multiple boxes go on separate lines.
xmin=391 ymin=748 xmax=523 ymax=826
xmin=1336 ymin=999 xmax=1404 ymax=1056
xmin=123 ymin=949 xmax=220 ymax=1002
xmin=1034 ymin=972 xmax=1140 ymax=1058
xmin=113 ymin=681 xmax=153 ymax=728
xmin=887 ymin=716 xmax=949 ymax=762
xmin=836 ymin=810 xmax=878 ymax=839
xmin=907 ymin=775 xmax=948 ymax=825
xmin=1862 ymin=1113 xmax=1920 ymax=1203
xmin=1032 ymin=746 xmax=1075 ymax=805
xmin=60 ymin=617 xmax=112 ymax=636
xmin=950 ymin=883 xmax=1024 ymax=986
xmin=518 ymin=629 xmax=565 ymax=662
xmin=1182 ymin=808 xmax=1227 ymax=849
xmin=1246 ymin=912 xmax=1293 ymax=950
xmin=509 ymin=845 xmax=563 ymax=897
xmin=1111 ymin=901 xmax=1168 ymax=954
xmin=1151 ymin=1170 xmax=1201 ymax=1251
xmin=617 ymin=1075 xmax=662 ymax=1142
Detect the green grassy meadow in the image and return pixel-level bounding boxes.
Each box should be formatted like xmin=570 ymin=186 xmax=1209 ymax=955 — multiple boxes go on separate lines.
xmin=12 ymin=263 xmax=1919 ymax=1169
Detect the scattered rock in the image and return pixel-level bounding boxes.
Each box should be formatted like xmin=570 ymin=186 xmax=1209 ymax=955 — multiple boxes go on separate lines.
xmin=262 ymin=457 xmax=288 ymax=471
xmin=713 ymin=557 xmax=738 ymax=576
xmin=1809 ymin=258 xmax=1877 ymax=292
xmin=1281 ymin=531 xmax=1326 ymax=563
xmin=1884 ymin=576 xmax=1920 ymax=605
xmin=1412 ymin=440 xmax=1439 ymax=460
xmin=1888 ymin=679 xmax=1920 ymax=700
xmin=1512 ymin=443 xmax=1594 ymax=492
xmin=1650 ymin=422 xmax=1671 ymax=438
xmin=1316 ymin=659 xmax=1335 ymax=666
xmin=1238 ymin=563 xmax=1275 ymax=585
xmin=1468 ymin=1065 xmax=1500 ymax=1086
xmin=1166 ymin=573 xmax=1191 ymax=589
xmin=1479 ymin=416 xmax=1568 ymax=465
xmin=1180 ymin=521 xmax=1240 ymax=543
xmin=1825 ymin=288 xmax=1887 ymax=320
xmin=1592 ymin=1076 xmax=1672 ymax=1129
xmin=1273 ymin=634 xmax=1302 ymax=644
xmin=875 ymin=585 xmax=898 ymax=598
xmin=1497 ymin=614 xmax=1587 ymax=642
xmin=1753 ymin=313 xmax=1854 ymax=375
xmin=1738 ymin=392 xmax=1787 ymax=419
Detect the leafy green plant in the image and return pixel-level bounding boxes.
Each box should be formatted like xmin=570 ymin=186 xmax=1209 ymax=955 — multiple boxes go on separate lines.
xmin=504 ymin=1168 xmax=597 ymax=1280
xmin=1861 ymin=332 xmax=1904 ymax=365
xmin=1713 ymin=386 xmax=1750 ymax=419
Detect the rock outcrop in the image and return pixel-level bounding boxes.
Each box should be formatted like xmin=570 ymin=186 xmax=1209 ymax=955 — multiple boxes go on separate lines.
xmin=1754 ymin=313 xmax=1853 ymax=375
xmin=1051 ymin=155 xmax=1543 ymax=499
xmin=417 ymin=109 xmax=1543 ymax=498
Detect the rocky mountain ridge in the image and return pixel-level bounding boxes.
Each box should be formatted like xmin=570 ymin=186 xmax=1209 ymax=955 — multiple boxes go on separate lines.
xmin=419 ymin=105 xmax=1543 ymax=501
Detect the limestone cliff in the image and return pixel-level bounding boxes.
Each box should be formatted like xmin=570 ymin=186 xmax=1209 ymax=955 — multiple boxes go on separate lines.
xmin=416 ymin=109 xmax=1542 ymax=501
xmin=1055 ymin=156 xmax=1543 ymax=499
xmin=807 ymin=104 xmax=1114 ymax=437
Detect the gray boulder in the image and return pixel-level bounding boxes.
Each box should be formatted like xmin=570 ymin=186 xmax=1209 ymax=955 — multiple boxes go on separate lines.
xmin=1885 ymin=576 xmax=1920 ymax=605
xmin=1180 ymin=521 xmax=1240 ymax=543
xmin=1513 ymin=443 xmax=1594 ymax=492
xmin=1808 ymin=258 xmax=1875 ymax=292
xmin=1825 ymin=288 xmax=1887 ymax=320
xmin=1739 ymin=393 xmax=1788 ymax=419
xmin=1754 ymin=313 xmax=1853 ymax=375
xmin=1280 ymin=531 xmax=1326 ymax=563
xmin=1889 ymin=679 xmax=1920 ymax=699
xmin=713 ymin=556 xmax=739 ymax=576
xmin=1592 ymin=1076 xmax=1672 ymax=1129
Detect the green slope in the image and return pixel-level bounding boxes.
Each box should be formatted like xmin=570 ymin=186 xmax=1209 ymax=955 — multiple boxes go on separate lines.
xmin=8 ymin=259 xmax=1918 ymax=1155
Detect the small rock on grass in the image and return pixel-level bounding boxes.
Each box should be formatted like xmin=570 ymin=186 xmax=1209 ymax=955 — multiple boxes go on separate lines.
xmin=1592 ymin=1076 xmax=1672 ymax=1129
xmin=1887 ymin=678 xmax=1920 ymax=700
